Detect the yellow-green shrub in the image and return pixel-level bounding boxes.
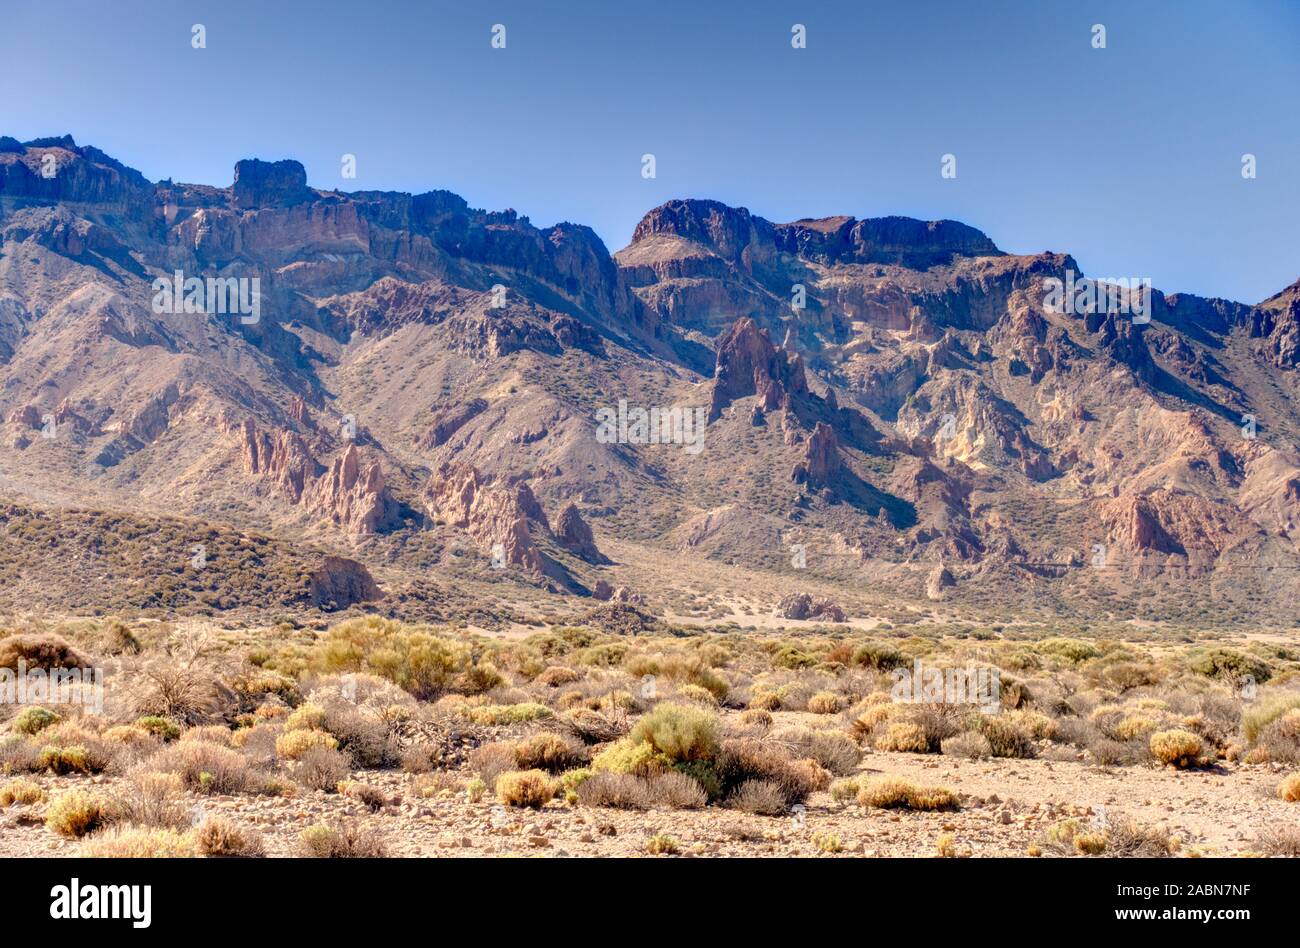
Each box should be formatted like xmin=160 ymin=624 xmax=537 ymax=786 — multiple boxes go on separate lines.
xmin=275 ymin=729 xmax=338 ymax=760
xmin=495 ymin=770 xmax=556 ymax=808
xmin=1150 ymin=729 xmax=1202 ymax=768
xmin=627 ymin=703 xmax=720 ymax=763
xmin=46 ymin=790 xmax=108 ymax=838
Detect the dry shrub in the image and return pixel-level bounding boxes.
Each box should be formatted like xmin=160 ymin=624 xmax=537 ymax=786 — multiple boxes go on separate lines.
xmin=676 ymin=683 xmax=720 ymax=706
xmin=1255 ymin=710 xmax=1300 ymax=764
xmin=1088 ymin=737 xmax=1146 ymax=766
xmin=46 ymin=790 xmax=108 ymax=838
xmin=318 ymin=707 xmax=398 ymax=768
xmin=536 ymin=666 xmax=582 ymax=687
xmin=290 ymin=747 xmax=351 ymax=791
xmin=1243 ymin=693 xmax=1300 ymax=744
xmin=941 ymin=731 xmax=991 ymax=760
xmin=180 ymin=725 xmax=235 ymax=747
xmin=829 ymin=777 xmax=859 ymax=802
xmin=150 ymin=741 xmax=256 ymax=794
xmin=275 ymin=728 xmax=338 ymax=760
xmin=560 ymin=707 xmax=627 ymax=744
xmin=0 ymin=736 xmax=40 ymax=773
xmin=770 ymin=726 xmax=860 ymax=775
xmin=646 ymin=833 xmax=679 ymax=855
xmin=0 ymin=633 xmax=89 ymax=670
xmin=103 ymin=724 xmax=159 ymax=750
xmin=13 ymin=706 xmax=60 ymax=735
xmin=850 ymin=701 xmax=898 ymax=742
xmin=339 ymin=781 xmax=390 ymax=811
xmin=577 ymin=771 xmax=706 ymax=810
xmin=726 ymin=779 xmax=787 ymax=815
xmin=470 ymin=742 xmax=519 ymax=789
xmin=857 ymin=776 xmax=959 ymax=811
xmin=977 ymin=715 xmax=1036 ymax=759
xmin=36 ymin=745 xmax=92 ymax=775
xmin=876 ymin=721 xmax=930 ymax=753
xmin=464 ymin=703 xmax=551 ymax=726
xmin=33 ymin=721 xmax=117 ymax=773
xmin=1104 ymin=817 xmax=1177 ymax=857
xmin=1255 ymin=824 xmax=1300 ymax=857
xmin=297 ymin=820 xmax=387 ymax=858
xmin=513 ymin=732 xmax=586 ymax=773
xmin=495 ymin=769 xmax=555 ymax=808
xmin=627 ymin=703 xmax=720 ymax=763
xmin=113 ymin=771 xmax=188 ymax=829
xmin=1277 ymin=773 xmax=1300 ymax=802
xmin=82 ymin=826 xmax=194 ymax=858
xmin=193 ymin=815 xmax=265 ymax=857
xmin=132 ymin=659 xmax=234 ymax=726
xmin=1149 ymin=729 xmax=1202 ymax=768
xmin=1074 ymin=831 xmax=1107 ymax=855
xmin=715 ymin=738 xmax=826 ymax=805
xmin=738 ymin=708 xmax=773 ymax=730
xmin=284 ymin=703 xmax=327 ymax=731
xmin=0 ymin=777 xmax=45 ymax=806
xmin=309 ymin=616 xmax=498 ymax=700
xmin=807 ymin=691 xmax=842 ymax=715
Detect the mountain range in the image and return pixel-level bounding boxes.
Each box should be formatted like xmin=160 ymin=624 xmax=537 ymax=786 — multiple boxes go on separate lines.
xmin=1 ymin=134 xmax=1297 ymax=628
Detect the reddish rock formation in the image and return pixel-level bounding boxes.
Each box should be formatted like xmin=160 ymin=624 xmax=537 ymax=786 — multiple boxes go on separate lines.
xmin=1101 ymin=489 xmax=1244 ymax=559
xmin=306 ymin=443 xmax=400 ymax=535
xmin=792 ymin=422 xmax=840 ymax=487
xmin=708 ymin=317 xmax=808 ymax=422
xmin=233 ymin=418 xmax=321 ymax=502
xmin=926 ymin=563 xmax=955 ymax=600
xmin=7 ymin=405 xmax=41 ymax=428
xmin=230 ymin=419 xmax=396 ymax=535
xmin=231 ymin=158 xmax=314 ymax=209
xmin=423 ymin=461 xmax=548 ymax=573
xmin=308 ymin=555 xmax=381 ymax=609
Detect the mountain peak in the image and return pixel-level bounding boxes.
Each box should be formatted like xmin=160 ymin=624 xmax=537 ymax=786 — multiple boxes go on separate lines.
xmin=232 ymin=158 xmax=312 ymax=209
xmin=628 ymin=197 xmax=1000 ymax=268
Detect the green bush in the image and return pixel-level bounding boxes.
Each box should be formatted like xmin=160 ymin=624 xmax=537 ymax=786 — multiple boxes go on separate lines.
xmin=13 ymin=706 xmax=60 ymax=735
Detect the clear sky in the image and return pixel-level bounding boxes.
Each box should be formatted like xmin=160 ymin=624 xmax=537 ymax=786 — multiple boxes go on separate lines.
xmin=2 ymin=0 xmax=1297 ymax=303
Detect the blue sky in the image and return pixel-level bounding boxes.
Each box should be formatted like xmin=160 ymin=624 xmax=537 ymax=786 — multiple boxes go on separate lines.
xmin=2 ymin=0 xmax=1297 ymax=303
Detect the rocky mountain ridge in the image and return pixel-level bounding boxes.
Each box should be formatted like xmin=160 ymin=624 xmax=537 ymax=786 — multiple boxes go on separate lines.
xmin=1 ymin=134 xmax=1297 ymax=625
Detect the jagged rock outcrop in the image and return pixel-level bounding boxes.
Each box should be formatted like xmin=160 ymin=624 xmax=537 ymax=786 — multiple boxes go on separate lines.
xmin=708 ymin=317 xmax=808 ymax=421
xmin=792 ymin=422 xmax=840 ymax=487
xmin=926 ymin=563 xmax=955 ymax=600
xmin=1250 ymin=279 xmax=1300 ymax=368
xmin=629 ymin=199 xmax=1000 ymax=270
xmin=424 ymin=461 xmax=549 ymax=573
xmin=553 ymin=502 xmax=607 ymax=563
xmin=232 ymin=418 xmax=322 ymax=503
xmin=230 ymin=419 xmax=396 ymax=535
xmin=776 ymin=593 xmax=846 ymax=623
xmin=308 ymin=555 xmax=382 ymax=609
xmin=1100 ymin=489 xmax=1247 ymax=560
xmin=306 ymin=444 xmax=401 ymax=536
